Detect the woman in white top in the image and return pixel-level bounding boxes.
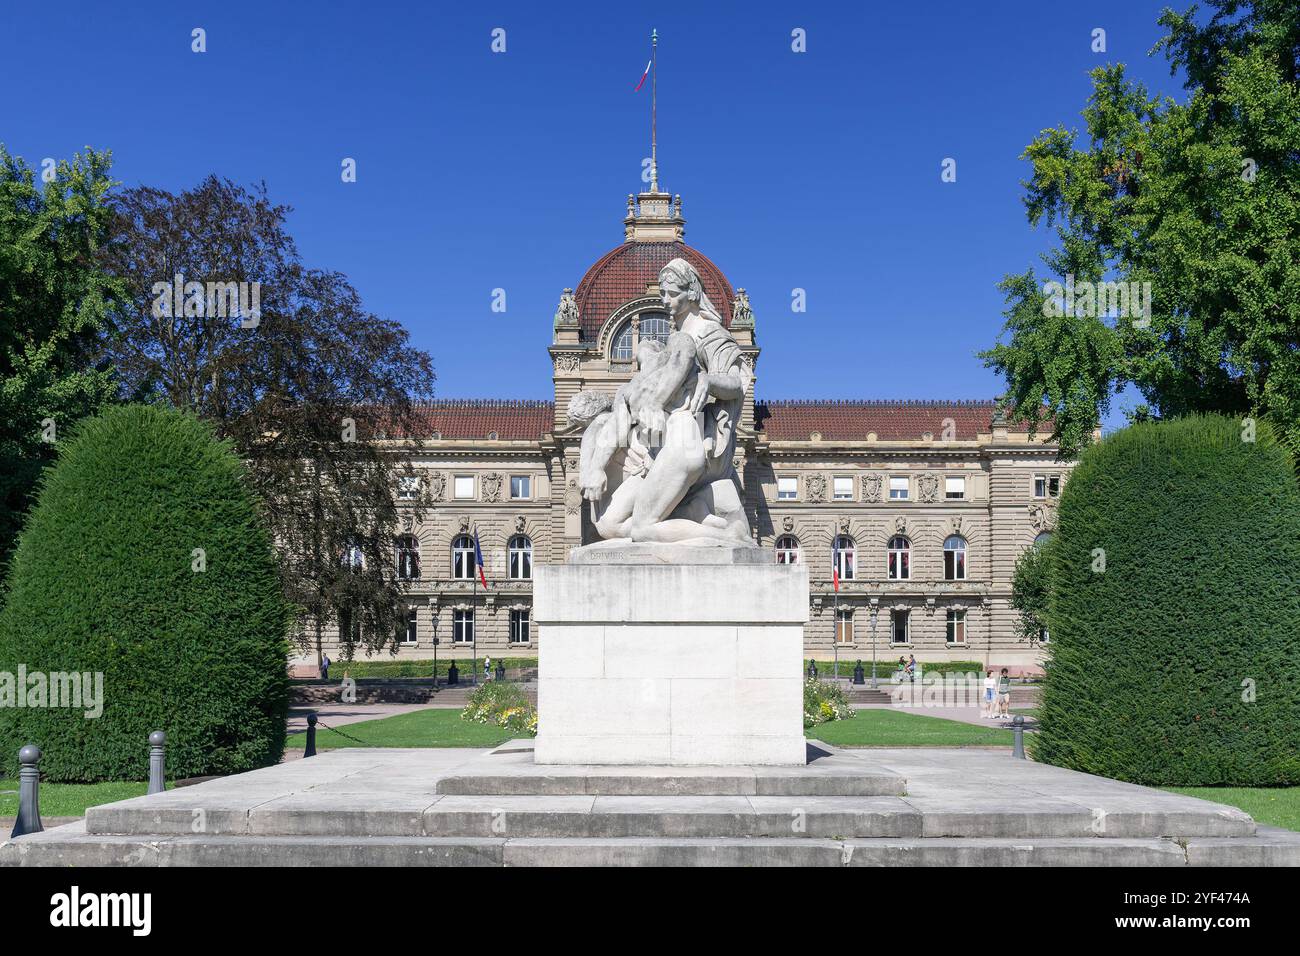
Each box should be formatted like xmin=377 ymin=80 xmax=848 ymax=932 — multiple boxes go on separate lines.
xmin=982 ymin=671 xmax=996 ymax=718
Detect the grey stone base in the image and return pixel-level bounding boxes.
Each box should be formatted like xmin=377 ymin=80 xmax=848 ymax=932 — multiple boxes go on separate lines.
xmin=7 ymin=826 xmax=1300 ymax=867
xmin=434 ymin=740 xmax=906 ymax=796
xmin=4 ymin=746 xmax=1296 ymax=867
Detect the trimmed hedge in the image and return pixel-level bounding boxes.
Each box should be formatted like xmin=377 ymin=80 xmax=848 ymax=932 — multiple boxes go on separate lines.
xmin=1033 ymin=415 xmax=1300 ymax=786
xmin=0 ymin=405 xmax=292 ymax=782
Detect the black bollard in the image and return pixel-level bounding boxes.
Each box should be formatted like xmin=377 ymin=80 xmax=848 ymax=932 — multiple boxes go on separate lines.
xmin=1012 ymin=714 xmax=1026 ymax=760
xmin=147 ymin=731 xmax=166 ymax=795
xmin=448 ymin=661 xmax=459 ymax=686
xmin=11 ymin=744 xmax=43 ymax=838
xmin=853 ymin=660 xmax=865 ymax=685
xmin=807 ymin=659 xmax=818 ymax=679
xmin=495 ymin=661 xmax=506 ymax=681
xmin=304 ymin=712 xmax=318 ymax=758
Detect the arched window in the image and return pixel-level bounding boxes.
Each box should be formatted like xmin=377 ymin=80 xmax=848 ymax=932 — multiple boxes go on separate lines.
xmin=508 ymin=535 xmax=532 ymax=579
xmin=887 ymin=535 xmax=911 ymax=580
xmin=943 ymin=535 xmax=967 ymax=581
xmin=774 ymin=535 xmax=800 ymax=564
xmin=1033 ymin=532 xmax=1053 ymax=548
xmin=832 ymin=535 xmax=855 ymax=581
xmin=611 ymin=312 xmax=673 ymax=360
xmin=394 ymin=535 xmax=420 ymax=580
xmin=451 ymin=534 xmax=476 ymax=580
xmin=341 ymin=542 xmax=365 ymax=573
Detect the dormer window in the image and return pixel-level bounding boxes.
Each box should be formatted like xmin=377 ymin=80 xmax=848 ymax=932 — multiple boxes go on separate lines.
xmin=611 ymin=312 xmax=673 ymax=361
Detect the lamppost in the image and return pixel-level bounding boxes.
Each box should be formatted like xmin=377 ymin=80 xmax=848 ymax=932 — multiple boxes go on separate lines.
xmin=869 ymin=596 xmax=879 ymax=688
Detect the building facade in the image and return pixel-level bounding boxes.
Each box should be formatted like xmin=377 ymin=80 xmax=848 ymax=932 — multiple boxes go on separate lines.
xmin=311 ymin=184 xmax=1072 ymax=673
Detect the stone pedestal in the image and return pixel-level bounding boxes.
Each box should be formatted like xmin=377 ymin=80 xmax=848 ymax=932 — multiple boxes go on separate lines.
xmin=533 ymin=543 xmax=808 ymax=766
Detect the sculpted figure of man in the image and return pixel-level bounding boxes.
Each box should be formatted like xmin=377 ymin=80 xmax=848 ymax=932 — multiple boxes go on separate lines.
xmin=577 ymin=258 xmax=752 ymax=545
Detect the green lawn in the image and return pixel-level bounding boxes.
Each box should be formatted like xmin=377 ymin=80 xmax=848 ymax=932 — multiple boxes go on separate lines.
xmin=0 ymin=779 xmax=153 ymax=818
xmin=286 ymin=707 xmax=525 ymax=751
xmin=811 ymin=709 xmax=1017 ymax=747
xmin=1163 ymin=786 xmax=1300 ymax=833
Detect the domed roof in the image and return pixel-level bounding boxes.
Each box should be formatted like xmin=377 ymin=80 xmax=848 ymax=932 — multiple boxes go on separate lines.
xmin=573 ymin=240 xmax=735 ymax=343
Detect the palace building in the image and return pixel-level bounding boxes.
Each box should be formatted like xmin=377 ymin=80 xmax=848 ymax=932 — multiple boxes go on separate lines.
xmin=314 ymin=181 xmax=1071 ymax=674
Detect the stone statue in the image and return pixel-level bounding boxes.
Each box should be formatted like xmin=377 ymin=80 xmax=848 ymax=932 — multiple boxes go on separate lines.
xmin=575 ymin=258 xmax=752 ymax=545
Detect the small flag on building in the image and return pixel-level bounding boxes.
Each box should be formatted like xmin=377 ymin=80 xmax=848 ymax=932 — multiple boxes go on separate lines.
xmin=832 ymin=536 xmax=841 ymax=593
xmin=473 ymin=530 xmax=488 ymax=589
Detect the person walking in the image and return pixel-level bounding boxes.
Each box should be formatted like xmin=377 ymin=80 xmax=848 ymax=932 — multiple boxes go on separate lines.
xmin=982 ymin=670 xmax=996 ymax=718
xmin=321 ymin=653 xmax=331 ymax=681
xmin=907 ymin=654 xmax=917 ymax=683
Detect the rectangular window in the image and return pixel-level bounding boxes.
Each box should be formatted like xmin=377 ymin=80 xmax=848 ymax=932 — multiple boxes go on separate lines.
xmin=835 ymin=609 xmax=853 ymax=645
xmin=1035 ymin=474 xmax=1062 ymax=498
xmin=890 ymin=609 xmax=909 ymax=645
xmin=833 ymin=477 xmax=853 ymax=500
xmin=454 ymin=475 xmax=475 ymax=499
xmin=397 ymin=475 xmax=420 ymax=501
xmin=510 ymin=609 xmax=530 ymax=645
xmin=510 ymin=475 xmax=531 ymax=499
xmin=946 ymin=610 xmax=966 ymax=645
xmin=453 ymin=609 xmax=474 ymax=644
xmin=944 ymin=476 xmax=965 ymax=500
xmin=777 ymin=476 xmax=798 ymax=500
xmin=398 ymin=608 xmax=418 ymax=645
xmin=889 ymin=476 xmax=909 ymax=500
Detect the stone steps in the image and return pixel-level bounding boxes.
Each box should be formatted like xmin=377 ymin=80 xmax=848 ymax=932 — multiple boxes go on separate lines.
xmin=7 ymin=744 xmax=1297 ymax=868
xmin=81 ymin=792 xmax=1256 ymax=842
xmin=7 ymin=824 xmax=1300 ymax=867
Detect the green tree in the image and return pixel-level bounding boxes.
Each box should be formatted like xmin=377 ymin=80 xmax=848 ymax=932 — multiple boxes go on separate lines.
xmin=1033 ymin=414 xmax=1300 ymax=786
xmin=100 ymin=177 xmax=436 ymax=667
xmin=0 ymin=405 xmax=292 ymax=782
xmin=1011 ymin=537 xmax=1052 ymax=645
xmin=981 ymin=1 xmax=1300 ymax=457
xmin=0 ymin=146 xmax=121 ymax=571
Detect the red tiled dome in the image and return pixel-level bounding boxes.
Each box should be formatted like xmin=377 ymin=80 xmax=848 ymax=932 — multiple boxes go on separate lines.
xmin=573 ymin=241 xmax=734 ymax=342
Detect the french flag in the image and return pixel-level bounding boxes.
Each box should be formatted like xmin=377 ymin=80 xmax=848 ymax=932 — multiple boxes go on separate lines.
xmin=473 ymin=530 xmax=488 ymax=589
xmin=832 ymin=536 xmax=841 ymax=593
xmin=634 ymin=58 xmax=651 ymax=91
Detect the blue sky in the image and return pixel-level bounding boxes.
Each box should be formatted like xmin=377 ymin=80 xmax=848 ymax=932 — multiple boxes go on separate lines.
xmin=2 ymin=1 xmax=1187 ymax=419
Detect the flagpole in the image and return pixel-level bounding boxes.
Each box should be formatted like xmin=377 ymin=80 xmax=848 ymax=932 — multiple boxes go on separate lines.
xmin=650 ymin=28 xmax=658 ymax=191
xmin=472 ymin=527 xmax=478 ymax=687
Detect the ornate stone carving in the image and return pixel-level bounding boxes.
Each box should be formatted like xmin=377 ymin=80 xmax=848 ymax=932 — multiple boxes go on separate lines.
xmin=515 ymin=515 xmax=527 ymax=534
xmin=481 ymin=473 xmax=503 ymax=503
xmin=862 ymin=473 xmax=883 ymax=503
xmin=428 ymin=472 xmax=447 ymax=502
xmin=731 ymin=288 xmax=754 ymax=329
xmin=400 ymin=515 xmax=414 ymax=534
xmin=458 ymin=516 xmax=471 ymax=533
xmin=917 ymin=472 xmax=940 ymax=503
xmin=1028 ymin=502 xmax=1057 ymax=532
xmin=565 ymin=477 xmax=582 ymax=515
xmin=553 ymin=288 xmax=579 ymax=329
xmin=806 ymin=474 xmax=827 ymax=503
xmin=895 ymin=516 xmax=907 ymax=535
xmin=553 ymin=352 xmax=581 ymax=374
xmin=782 ymin=516 xmax=795 ymax=533
xmin=839 ymin=517 xmax=852 ymax=534
xmin=951 ymin=516 xmax=964 ymax=535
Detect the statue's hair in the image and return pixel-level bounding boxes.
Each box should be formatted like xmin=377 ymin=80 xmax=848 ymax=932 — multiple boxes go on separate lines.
xmin=659 ymin=258 xmax=722 ymax=324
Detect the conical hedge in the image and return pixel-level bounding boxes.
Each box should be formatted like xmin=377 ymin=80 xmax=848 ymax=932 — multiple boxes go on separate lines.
xmin=0 ymin=405 xmax=291 ymax=782
xmin=1033 ymin=414 xmax=1300 ymax=785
